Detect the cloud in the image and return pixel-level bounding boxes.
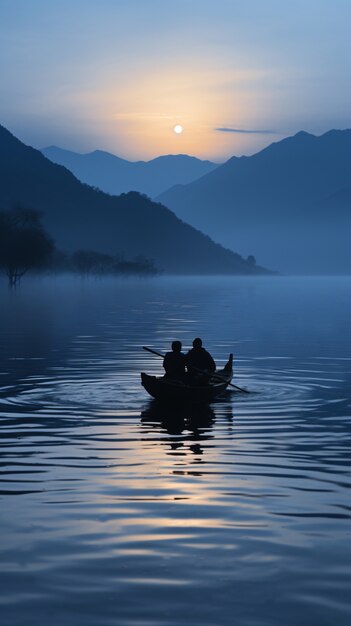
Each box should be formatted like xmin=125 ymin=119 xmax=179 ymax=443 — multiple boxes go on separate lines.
xmin=215 ymin=127 xmax=278 ymax=134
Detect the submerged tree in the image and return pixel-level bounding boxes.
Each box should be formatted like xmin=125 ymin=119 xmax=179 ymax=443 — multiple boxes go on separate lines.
xmin=70 ymin=249 xmax=158 ymax=276
xmin=71 ymin=249 xmax=115 ymax=276
xmin=0 ymin=207 xmax=54 ymax=286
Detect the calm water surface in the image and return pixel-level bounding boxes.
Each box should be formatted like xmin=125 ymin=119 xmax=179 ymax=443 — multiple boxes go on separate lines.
xmin=0 ymin=276 xmax=350 ymax=626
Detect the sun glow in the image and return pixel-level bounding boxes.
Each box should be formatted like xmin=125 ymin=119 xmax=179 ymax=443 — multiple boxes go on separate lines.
xmin=102 ymin=65 xmax=266 ymax=159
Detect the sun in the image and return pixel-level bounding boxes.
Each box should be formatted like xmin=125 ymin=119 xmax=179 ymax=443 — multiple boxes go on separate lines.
xmin=173 ymin=124 xmax=183 ymax=134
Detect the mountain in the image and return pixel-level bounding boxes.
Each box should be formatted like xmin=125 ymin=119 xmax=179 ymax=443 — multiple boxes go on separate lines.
xmin=157 ymin=130 xmax=351 ymax=273
xmin=41 ymin=146 xmax=218 ymax=198
xmin=0 ymin=124 xmax=268 ymax=275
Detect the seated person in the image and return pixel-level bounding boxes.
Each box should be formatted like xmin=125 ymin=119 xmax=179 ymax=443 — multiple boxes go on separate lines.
xmin=185 ymin=337 xmax=216 ymax=384
xmin=163 ymin=341 xmax=187 ymax=381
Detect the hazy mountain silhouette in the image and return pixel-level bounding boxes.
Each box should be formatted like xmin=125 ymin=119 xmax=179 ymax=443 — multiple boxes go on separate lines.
xmin=41 ymin=146 xmax=218 ymax=197
xmin=0 ymin=124 xmax=268 ymax=275
xmin=157 ymin=130 xmax=351 ymax=273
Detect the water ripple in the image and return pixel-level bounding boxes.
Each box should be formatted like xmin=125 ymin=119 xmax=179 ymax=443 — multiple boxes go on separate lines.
xmin=0 ymin=277 xmax=351 ymax=626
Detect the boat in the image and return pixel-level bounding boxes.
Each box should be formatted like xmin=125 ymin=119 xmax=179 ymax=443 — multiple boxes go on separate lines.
xmin=141 ymin=354 xmax=233 ymax=403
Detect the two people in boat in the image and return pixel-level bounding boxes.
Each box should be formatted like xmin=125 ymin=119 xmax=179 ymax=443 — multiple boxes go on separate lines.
xmin=163 ymin=337 xmax=216 ymax=384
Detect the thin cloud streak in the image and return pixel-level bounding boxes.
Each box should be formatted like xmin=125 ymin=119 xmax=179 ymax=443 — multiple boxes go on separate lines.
xmin=215 ymin=127 xmax=278 ymax=134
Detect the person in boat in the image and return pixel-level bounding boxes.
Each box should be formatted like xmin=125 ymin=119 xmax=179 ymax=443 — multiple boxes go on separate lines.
xmin=185 ymin=337 xmax=216 ymax=384
xmin=163 ymin=341 xmax=187 ymax=381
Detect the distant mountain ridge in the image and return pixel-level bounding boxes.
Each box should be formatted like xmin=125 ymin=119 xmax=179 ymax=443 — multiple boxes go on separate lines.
xmin=41 ymin=146 xmax=218 ymax=198
xmin=0 ymin=124 xmax=268 ymax=275
xmin=157 ymin=129 xmax=351 ymax=273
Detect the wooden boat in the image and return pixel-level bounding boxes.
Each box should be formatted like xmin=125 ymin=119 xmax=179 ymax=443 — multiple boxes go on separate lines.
xmin=141 ymin=354 xmax=233 ymax=404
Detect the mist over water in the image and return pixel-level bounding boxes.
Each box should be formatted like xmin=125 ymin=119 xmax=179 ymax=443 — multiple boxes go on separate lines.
xmin=0 ymin=275 xmax=350 ymax=626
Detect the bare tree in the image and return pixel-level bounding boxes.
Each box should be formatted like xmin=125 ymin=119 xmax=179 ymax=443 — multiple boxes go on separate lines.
xmin=0 ymin=207 xmax=54 ymax=286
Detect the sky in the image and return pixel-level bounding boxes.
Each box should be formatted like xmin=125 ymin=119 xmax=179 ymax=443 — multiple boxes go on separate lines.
xmin=0 ymin=0 xmax=350 ymax=161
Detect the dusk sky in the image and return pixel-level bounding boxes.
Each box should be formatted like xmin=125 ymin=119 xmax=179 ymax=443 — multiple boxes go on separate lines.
xmin=1 ymin=0 xmax=350 ymax=161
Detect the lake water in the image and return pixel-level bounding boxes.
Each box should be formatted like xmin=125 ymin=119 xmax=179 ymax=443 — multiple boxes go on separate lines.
xmin=0 ymin=275 xmax=350 ymax=626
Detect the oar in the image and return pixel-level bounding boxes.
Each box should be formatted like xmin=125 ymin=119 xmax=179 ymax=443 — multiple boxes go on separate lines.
xmin=143 ymin=346 xmax=167 ymax=359
xmin=142 ymin=346 xmax=249 ymax=393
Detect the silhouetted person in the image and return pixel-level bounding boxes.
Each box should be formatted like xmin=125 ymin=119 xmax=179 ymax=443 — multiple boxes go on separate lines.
xmin=186 ymin=338 xmax=216 ymax=384
xmin=163 ymin=341 xmax=187 ymax=381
